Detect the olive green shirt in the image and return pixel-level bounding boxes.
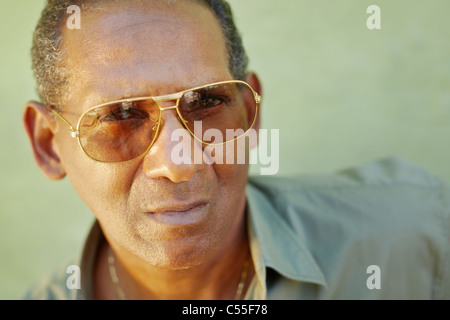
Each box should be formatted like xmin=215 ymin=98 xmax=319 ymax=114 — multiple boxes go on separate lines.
xmin=24 ymin=157 xmax=450 ymax=299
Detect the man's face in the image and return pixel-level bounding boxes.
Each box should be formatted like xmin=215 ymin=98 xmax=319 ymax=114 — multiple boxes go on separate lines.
xmin=52 ymin=0 xmax=251 ymax=268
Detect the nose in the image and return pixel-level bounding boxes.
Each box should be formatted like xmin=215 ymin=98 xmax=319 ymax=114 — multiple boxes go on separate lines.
xmin=142 ymin=110 xmax=204 ymax=183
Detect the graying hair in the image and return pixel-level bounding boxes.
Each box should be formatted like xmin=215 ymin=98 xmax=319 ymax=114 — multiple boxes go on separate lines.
xmin=31 ymin=0 xmax=249 ymax=107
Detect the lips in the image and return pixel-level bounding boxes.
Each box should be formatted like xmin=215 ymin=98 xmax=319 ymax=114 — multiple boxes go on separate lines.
xmin=145 ymin=201 xmax=210 ymax=226
xmin=149 ymin=201 xmax=208 ymax=214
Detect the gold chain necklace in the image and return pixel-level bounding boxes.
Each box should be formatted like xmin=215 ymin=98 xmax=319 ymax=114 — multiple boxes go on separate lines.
xmin=107 ymin=247 xmax=250 ymax=300
xmin=107 ymin=247 xmax=126 ymax=300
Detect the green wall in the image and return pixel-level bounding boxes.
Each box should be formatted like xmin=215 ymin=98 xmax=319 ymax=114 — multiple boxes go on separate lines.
xmin=1 ymin=0 xmax=449 ymax=299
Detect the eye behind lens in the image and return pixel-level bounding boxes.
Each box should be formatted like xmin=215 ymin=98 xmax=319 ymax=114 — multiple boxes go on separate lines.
xmin=179 ymin=81 xmax=258 ymax=145
xmin=78 ymin=100 xmax=160 ymax=162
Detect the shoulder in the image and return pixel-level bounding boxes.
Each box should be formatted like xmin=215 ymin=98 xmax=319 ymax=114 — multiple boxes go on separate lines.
xmin=23 ymin=257 xmax=82 ymax=300
xmin=24 ymin=221 xmax=104 ymax=300
xmin=249 ymin=156 xmax=444 ymax=196
xmin=248 ymin=156 xmax=448 ymax=222
xmin=247 ymin=157 xmax=450 ymax=299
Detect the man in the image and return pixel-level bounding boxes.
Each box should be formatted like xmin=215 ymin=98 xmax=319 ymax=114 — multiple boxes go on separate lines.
xmin=23 ymin=0 xmax=449 ymax=300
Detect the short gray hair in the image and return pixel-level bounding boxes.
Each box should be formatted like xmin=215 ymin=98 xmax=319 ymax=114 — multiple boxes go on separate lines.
xmin=31 ymin=0 xmax=249 ymax=107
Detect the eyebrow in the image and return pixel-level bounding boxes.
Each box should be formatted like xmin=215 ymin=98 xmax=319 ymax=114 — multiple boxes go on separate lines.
xmin=84 ymin=78 xmax=227 ymax=108
xmin=98 ymin=93 xmax=141 ymax=104
xmin=91 ymin=90 xmax=175 ymax=107
xmin=82 ymin=93 xmax=143 ymax=110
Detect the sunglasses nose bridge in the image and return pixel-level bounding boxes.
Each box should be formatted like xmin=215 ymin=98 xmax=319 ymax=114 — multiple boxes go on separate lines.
xmin=153 ymin=92 xmax=183 ymax=111
xmin=153 ymin=92 xmax=189 ymax=132
xmin=152 ymin=98 xmax=187 ymax=135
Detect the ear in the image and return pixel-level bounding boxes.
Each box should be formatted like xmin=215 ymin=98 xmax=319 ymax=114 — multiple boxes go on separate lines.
xmin=244 ymin=72 xmax=262 ymax=149
xmin=23 ymin=102 xmax=66 ymax=180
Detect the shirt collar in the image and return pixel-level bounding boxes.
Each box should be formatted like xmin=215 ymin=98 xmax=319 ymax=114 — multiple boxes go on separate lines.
xmin=246 ymin=182 xmax=328 ymax=289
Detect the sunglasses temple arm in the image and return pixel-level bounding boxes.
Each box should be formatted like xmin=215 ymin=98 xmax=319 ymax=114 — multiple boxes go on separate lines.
xmin=51 ymin=109 xmax=80 ymax=138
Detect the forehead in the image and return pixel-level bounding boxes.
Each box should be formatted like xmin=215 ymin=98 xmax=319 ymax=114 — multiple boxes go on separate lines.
xmin=61 ymin=0 xmax=231 ymax=110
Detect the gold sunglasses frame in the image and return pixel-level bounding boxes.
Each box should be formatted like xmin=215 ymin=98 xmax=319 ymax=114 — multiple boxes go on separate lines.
xmin=51 ymin=80 xmax=261 ymax=163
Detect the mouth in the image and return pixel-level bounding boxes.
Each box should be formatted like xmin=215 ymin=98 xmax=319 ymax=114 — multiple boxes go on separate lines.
xmin=144 ymin=202 xmax=210 ymax=226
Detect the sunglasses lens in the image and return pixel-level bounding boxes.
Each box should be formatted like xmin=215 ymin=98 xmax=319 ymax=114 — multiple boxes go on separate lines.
xmin=78 ymin=100 xmax=160 ymax=162
xmin=179 ymin=82 xmax=257 ymax=144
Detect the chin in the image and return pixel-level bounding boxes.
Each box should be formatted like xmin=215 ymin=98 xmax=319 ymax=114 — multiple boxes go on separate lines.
xmin=135 ymin=235 xmax=219 ymax=270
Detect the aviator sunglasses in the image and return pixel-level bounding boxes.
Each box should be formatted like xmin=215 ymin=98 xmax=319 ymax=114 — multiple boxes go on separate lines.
xmin=51 ymin=80 xmax=261 ymax=163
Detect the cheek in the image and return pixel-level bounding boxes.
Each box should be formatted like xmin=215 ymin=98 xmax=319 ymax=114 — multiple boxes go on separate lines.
xmin=213 ymin=156 xmax=249 ymax=209
xmin=217 ymin=165 xmax=249 ymax=204
xmin=212 ymin=138 xmax=250 ymax=181
xmin=203 ymin=138 xmax=251 ymax=218
xmin=57 ymin=134 xmax=137 ymax=217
